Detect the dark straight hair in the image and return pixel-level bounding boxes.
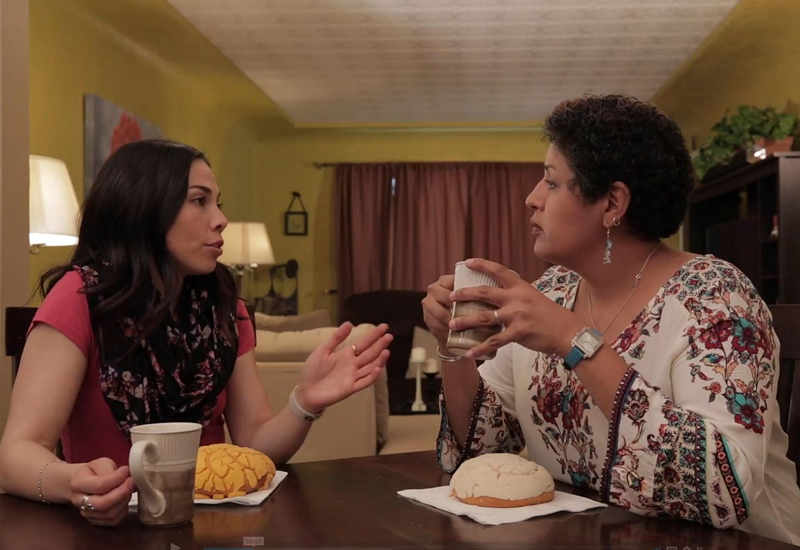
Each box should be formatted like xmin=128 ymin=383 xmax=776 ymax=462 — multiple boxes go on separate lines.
xmin=39 ymin=139 xmax=240 ymax=345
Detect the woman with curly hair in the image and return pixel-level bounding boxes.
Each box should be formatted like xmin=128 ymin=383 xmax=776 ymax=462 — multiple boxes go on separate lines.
xmin=422 ymin=95 xmax=800 ymax=542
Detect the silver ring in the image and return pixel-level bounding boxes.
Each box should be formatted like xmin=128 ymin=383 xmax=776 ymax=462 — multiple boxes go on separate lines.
xmin=493 ymin=310 xmax=506 ymax=332
xmin=80 ymin=494 xmax=95 ymax=512
xmin=351 ymin=344 xmax=359 ymax=356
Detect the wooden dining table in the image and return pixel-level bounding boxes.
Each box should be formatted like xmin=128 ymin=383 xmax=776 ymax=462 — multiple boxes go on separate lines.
xmin=0 ymin=450 xmax=795 ymax=549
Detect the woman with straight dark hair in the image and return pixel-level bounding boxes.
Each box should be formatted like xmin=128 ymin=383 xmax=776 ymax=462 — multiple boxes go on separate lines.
xmin=0 ymin=139 xmax=392 ymax=526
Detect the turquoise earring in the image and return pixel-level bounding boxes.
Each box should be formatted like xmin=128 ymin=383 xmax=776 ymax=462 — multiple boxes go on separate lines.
xmin=603 ymin=217 xmax=619 ymax=265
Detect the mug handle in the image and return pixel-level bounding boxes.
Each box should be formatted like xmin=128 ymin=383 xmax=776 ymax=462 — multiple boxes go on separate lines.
xmin=129 ymin=440 xmax=166 ymax=517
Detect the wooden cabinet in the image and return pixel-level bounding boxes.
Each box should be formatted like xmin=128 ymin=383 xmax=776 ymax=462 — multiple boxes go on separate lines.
xmin=685 ymin=152 xmax=800 ymax=304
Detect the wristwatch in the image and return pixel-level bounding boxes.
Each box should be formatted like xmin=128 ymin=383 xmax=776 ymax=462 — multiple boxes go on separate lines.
xmin=563 ymin=327 xmax=604 ymax=370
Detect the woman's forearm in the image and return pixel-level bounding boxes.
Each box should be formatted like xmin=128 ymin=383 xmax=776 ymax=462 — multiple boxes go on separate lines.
xmin=0 ymin=440 xmax=81 ymax=503
xmin=440 ymin=352 xmax=481 ymax=448
xmin=562 ymin=342 xmax=629 ymax=419
xmin=245 ymin=406 xmax=314 ymax=464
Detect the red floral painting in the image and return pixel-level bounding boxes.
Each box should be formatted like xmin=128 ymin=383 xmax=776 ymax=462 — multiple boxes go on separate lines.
xmin=84 ymin=94 xmax=160 ymax=196
xmin=110 ymin=113 xmax=144 ymax=155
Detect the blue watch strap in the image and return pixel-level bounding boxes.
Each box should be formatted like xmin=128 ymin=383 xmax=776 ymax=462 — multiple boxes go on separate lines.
xmin=564 ymin=346 xmax=585 ymax=370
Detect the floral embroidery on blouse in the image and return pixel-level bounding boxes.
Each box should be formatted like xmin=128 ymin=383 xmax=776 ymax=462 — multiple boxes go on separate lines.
xmin=436 ymin=378 xmax=525 ymax=474
xmin=437 ymin=256 xmax=777 ymax=530
xmin=530 ymin=354 xmax=599 ymax=488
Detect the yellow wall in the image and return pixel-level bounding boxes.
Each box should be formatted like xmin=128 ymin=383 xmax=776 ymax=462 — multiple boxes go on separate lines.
xmin=29 ymin=0 xmax=714 ymax=316
xmin=652 ymin=0 xmax=800 ymax=145
xmin=255 ymin=129 xmax=549 ymax=314
xmin=28 ymin=0 xmax=288 ymax=301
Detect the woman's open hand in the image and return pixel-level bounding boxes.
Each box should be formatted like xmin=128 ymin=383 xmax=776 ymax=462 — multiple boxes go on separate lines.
xmin=296 ymin=323 xmax=393 ymax=413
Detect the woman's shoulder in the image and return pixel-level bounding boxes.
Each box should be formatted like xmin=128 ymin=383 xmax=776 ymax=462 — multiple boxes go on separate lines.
xmin=665 ymin=255 xmax=767 ymax=322
xmin=667 ymin=255 xmax=758 ymax=297
xmin=41 ymin=269 xmax=88 ymax=304
xmin=33 ymin=269 xmax=94 ymax=356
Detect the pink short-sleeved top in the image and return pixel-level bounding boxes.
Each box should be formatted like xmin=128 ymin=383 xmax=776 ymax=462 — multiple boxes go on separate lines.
xmin=30 ymin=271 xmax=255 ymax=467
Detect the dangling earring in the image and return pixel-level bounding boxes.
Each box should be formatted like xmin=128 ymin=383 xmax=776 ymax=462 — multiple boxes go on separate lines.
xmin=603 ymin=216 xmax=619 ymax=265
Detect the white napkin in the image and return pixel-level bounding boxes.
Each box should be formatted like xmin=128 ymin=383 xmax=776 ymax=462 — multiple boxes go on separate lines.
xmin=130 ymin=470 xmax=287 ymax=508
xmin=398 ymin=485 xmax=606 ymax=526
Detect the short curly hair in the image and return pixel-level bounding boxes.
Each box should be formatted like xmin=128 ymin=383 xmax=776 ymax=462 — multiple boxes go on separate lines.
xmin=543 ymin=94 xmax=693 ymax=240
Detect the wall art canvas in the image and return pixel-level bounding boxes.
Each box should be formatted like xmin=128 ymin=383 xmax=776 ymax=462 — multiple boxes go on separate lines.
xmin=84 ymin=94 xmax=161 ymax=195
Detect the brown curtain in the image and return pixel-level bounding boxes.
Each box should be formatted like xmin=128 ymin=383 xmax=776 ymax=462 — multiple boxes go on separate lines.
xmin=468 ymin=163 xmax=551 ymax=283
xmin=335 ymin=162 xmax=550 ymax=307
xmin=389 ymin=163 xmax=470 ymax=291
xmin=334 ymin=164 xmax=394 ymax=310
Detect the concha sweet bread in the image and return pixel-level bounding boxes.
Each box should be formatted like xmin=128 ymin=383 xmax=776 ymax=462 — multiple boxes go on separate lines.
xmin=450 ymin=453 xmax=555 ymax=508
xmin=195 ymin=444 xmax=276 ymax=500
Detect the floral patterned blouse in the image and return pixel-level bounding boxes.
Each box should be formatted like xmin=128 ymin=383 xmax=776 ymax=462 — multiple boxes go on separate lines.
xmin=437 ymin=255 xmax=800 ymax=544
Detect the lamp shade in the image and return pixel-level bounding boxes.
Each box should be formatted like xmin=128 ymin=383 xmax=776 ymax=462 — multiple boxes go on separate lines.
xmin=29 ymin=155 xmax=80 ymax=246
xmin=219 ymin=222 xmax=275 ymax=267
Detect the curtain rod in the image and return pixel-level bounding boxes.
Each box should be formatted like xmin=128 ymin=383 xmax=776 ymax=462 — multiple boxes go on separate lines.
xmin=311 ymin=161 xmax=541 ymax=170
xmin=311 ymin=162 xmax=404 ymax=170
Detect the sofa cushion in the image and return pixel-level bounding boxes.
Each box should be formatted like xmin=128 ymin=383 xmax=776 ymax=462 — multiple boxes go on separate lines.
xmin=254 ymin=309 xmax=332 ymax=333
xmin=254 ymin=323 xmax=375 ymax=362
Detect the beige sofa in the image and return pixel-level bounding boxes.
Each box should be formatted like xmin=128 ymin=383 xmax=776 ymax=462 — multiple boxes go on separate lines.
xmin=246 ymin=311 xmax=441 ymax=463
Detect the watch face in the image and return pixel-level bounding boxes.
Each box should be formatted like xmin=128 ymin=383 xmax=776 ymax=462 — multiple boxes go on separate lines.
xmin=576 ymin=329 xmax=602 ymax=353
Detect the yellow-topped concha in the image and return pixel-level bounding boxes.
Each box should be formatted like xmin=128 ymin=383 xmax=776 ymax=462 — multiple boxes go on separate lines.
xmin=195 ymin=444 xmax=276 ymax=500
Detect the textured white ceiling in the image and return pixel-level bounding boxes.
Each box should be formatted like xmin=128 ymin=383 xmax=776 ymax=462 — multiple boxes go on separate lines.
xmin=167 ymin=0 xmax=740 ymax=126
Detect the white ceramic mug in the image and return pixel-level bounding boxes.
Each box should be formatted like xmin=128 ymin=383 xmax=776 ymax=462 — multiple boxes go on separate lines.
xmin=129 ymin=422 xmax=202 ymax=526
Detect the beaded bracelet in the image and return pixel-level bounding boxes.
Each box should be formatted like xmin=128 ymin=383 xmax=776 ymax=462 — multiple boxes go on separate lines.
xmin=37 ymin=458 xmax=65 ymax=504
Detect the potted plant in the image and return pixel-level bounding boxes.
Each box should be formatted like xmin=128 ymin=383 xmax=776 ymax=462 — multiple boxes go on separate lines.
xmin=693 ymin=106 xmax=797 ymax=181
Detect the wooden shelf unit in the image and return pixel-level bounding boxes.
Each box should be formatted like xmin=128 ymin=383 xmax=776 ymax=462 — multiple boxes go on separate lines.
xmin=685 ymin=152 xmax=800 ymax=305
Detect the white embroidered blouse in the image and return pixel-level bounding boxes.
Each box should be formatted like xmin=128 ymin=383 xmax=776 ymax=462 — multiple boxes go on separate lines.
xmin=437 ymin=256 xmax=800 ymax=544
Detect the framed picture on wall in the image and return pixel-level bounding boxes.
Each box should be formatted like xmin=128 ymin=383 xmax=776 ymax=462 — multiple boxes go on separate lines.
xmin=84 ymin=94 xmax=161 ymax=196
xmin=284 ymin=211 xmax=308 ymax=236
xmin=284 ymin=192 xmax=308 ymax=236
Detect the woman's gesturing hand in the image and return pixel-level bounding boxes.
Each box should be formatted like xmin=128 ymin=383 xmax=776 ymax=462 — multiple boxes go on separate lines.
xmin=296 ymin=323 xmax=393 ymax=413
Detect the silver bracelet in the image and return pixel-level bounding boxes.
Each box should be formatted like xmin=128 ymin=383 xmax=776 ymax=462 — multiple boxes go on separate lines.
xmin=37 ymin=458 xmax=64 ymax=504
xmin=437 ymin=345 xmax=461 ymax=363
xmin=289 ymin=386 xmax=324 ymax=422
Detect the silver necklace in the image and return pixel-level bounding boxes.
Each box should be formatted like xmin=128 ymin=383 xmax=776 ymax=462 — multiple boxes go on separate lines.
xmin=587 ymin=242 xmax=662 ymax=334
